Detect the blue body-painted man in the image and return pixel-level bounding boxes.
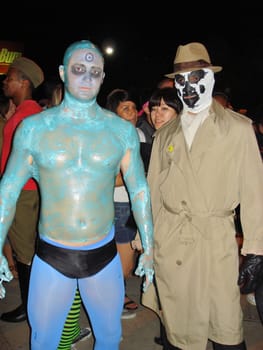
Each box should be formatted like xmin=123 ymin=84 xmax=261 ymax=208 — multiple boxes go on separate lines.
xmin=0 ymin=40 xmax=154 ymax=350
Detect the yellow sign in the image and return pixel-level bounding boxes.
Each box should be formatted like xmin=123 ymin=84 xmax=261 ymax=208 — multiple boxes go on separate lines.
xmin=0 ymin=41 xmax=24 ymax=75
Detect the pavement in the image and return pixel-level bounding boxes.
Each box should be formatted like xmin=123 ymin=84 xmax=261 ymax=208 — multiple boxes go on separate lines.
xmin=0 ymin=274 xmax=263 ymax=350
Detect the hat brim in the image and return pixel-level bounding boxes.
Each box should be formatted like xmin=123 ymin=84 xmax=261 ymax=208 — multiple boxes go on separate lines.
xmin=165 ymin=65 xmax=222 ymax=78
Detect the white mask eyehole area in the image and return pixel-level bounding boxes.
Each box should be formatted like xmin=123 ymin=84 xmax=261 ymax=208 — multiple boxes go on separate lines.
xmin=174 ymin=69 xmax=214 ymax=111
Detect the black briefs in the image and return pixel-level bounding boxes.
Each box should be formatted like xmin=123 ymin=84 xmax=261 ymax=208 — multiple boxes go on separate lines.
xmin=36 ymin=237 xmax=117 ymax=278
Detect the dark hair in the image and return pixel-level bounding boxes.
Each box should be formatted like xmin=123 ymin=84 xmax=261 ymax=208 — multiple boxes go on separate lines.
xmin=212 ymin=91 xmax=230 ymax=102
xmin=106 ymin=88 xmax=137 ymax=113
xmin=156 ymin=77 xmax=174 ymax=89
xmin=149 ymin=87 xmax=183 ymax=114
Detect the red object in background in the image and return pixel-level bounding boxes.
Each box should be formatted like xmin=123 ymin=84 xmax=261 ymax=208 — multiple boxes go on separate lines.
xmin=0 ymin=41 xmax=24 ymax=75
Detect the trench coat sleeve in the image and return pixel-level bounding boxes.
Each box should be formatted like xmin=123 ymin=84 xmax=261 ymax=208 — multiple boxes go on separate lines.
xmin=143 ymin=123 xmax=179 ymax=317
xmin=240 ymin=120 xmax=263 ymax=255
xmin=147 ymin=135 xmax=163 ymax=222
xmin=142 ymin=134 xmax=165 ymax=317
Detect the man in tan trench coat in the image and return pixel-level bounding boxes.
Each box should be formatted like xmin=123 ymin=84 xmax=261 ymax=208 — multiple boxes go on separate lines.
xmin=142 ymin=42 xmax=263 ymax=350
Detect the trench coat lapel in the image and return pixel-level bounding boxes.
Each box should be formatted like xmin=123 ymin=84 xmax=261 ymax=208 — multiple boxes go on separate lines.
xmin=164 ymin=114 xmax=219 ymax=174
xmin=184 ymin=106 xmax=227 ymax=173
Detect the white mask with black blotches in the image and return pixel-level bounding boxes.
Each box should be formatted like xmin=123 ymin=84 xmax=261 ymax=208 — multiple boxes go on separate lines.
xmin=174 ymin=68 xmax=215 ymax=113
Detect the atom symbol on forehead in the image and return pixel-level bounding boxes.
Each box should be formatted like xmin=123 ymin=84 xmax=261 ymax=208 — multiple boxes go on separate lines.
xmin=85 ymin=52 xmax=94 ymax=62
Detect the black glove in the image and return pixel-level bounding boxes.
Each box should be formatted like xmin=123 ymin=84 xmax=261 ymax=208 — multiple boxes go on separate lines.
xmin=238 ymin=254 xmax=263 ymax=294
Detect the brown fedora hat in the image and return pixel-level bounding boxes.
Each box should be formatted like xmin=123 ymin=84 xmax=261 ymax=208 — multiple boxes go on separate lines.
xmin=165 ymin=42 xmax=222 ymax=78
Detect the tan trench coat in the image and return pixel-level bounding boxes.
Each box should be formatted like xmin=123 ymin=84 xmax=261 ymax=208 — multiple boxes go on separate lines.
xmin=142 ymin=101 xmax=263 ymax=349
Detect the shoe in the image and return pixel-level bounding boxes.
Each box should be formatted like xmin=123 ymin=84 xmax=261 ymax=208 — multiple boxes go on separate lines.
xmin=154 ymin=336 xmax=163 ymax=346
xmin=121 ymin=308 xmax=136 ymax=319
xmin=71 ymin=333 xmax=123 ymax=349
xmin=1 ymin=304 xmax=27 ymax=322
xmin=124 ymin=296 xmax=138 ymax=311
xmin=71 ymin=327 xmax=92 ymax=345
xmin=247 ymin=293 xmax=256 ymax=306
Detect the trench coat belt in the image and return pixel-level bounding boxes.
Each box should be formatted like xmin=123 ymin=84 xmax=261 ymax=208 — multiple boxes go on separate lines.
xmin=163 ymin=202 xmax=235 ymax=218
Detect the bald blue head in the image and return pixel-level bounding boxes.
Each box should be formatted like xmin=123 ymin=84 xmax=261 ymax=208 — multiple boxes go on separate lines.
xmin=63 ymin=40 xmax=104 ymax=67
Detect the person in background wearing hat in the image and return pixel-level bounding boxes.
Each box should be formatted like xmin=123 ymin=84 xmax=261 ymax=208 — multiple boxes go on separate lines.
xmin=0 ymin=39 xmax=154 ymax=350
xmin=142 ymin=42 xmax=263 ymax=350
xmin=0 ymin=57 xmax=44 ymax=323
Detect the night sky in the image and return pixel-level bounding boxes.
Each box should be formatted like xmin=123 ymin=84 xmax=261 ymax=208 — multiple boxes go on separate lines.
xmin=2 ymin=4 xmax=263 ymax=115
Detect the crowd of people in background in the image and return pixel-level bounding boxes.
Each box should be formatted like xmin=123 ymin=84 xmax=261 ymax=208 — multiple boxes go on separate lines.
xmin=0 ymin=39 xmax=263 ymax=350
